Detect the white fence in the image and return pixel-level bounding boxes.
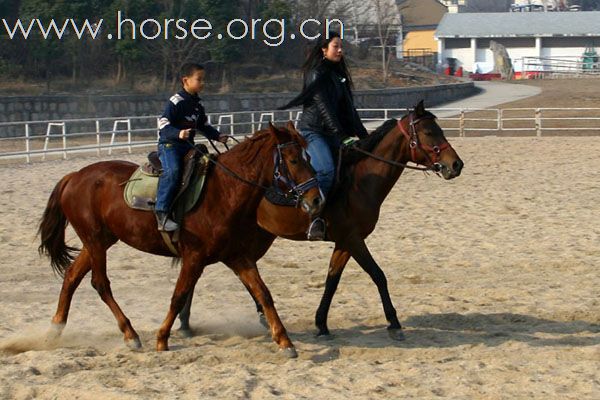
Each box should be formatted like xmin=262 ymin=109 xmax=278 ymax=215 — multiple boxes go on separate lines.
xmin=1 ymin=108 xmax=600 ymax=163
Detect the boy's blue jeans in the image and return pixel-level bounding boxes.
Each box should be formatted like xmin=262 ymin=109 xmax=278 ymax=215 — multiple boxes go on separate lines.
xmin=300 ymin=130 xmax=341 ymax=197
xmin=155 ymin=142 xmax=188 ymax=213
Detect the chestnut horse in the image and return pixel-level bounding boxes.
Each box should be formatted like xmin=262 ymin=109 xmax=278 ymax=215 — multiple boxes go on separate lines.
xmin=38 ymin=123 xmax=322 ymax=357
xmin=179 ymin=101 xmax=464 ymax=341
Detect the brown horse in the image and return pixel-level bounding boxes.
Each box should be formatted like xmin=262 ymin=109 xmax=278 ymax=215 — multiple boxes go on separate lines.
xmin=38 ymin=122 xmax=322 ymax=357
xmin=179 ymin=101 xmax=464 ymax=341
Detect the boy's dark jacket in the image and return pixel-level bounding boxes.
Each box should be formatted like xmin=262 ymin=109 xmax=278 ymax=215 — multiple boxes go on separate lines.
xmin=158 ymin=90 xmax=220 ymax=144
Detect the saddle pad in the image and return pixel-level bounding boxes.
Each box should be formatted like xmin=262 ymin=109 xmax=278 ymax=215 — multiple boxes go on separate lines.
xmin=123 ymin=155 xmax=210 ymax=215
xmin=124 ymin=168 xmax=159 ymax=210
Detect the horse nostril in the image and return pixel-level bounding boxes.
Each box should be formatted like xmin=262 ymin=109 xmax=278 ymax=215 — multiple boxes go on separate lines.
xmin=453 ymin=160 xmax=463 ymax=172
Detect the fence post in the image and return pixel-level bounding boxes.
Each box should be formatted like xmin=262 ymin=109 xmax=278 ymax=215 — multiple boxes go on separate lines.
xmin=498 ymin=109 xmax=503 ymax=132
xmin=25 ymin=123 xmax=31 ymax=163
xmin=95 ymin=120 xmax=101 ymax=156
xmin=459 ymin=110 xmax=465 ymax=137
xmin=535 ymin=108 xmax=542 ymax=137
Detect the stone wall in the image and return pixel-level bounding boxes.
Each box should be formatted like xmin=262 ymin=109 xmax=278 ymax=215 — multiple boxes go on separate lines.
xmin=0 ymin=82 xmax=476 ymax=137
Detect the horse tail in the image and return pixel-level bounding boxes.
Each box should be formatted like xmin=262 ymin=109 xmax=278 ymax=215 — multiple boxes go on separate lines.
xmin=38 ymin=173 xmax=79 ymax=277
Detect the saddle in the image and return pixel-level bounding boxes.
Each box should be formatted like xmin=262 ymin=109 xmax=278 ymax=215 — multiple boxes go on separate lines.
xmin=123 ymin=144 xmax=211 ymax=223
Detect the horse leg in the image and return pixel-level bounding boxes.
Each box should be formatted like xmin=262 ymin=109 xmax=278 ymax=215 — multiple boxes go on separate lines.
xmin=230 ymin=261 xmax=297 ymax=358
xmin=348 ymin=239 xmax=405 ymax=341
xmin=177 ymin=290 xmax=195 ymax=337
xmin=157 ymin=256 xmax=205 ymax=351
xmin=47 ymin=247 xmax=92 ymax=340
xmin=315 ymin=247 xmax=351 ymax=337
xmin=241 ymin=281 xmax=267 ymax=328
xmin=88 ymin=244 xmax=142 ymax=349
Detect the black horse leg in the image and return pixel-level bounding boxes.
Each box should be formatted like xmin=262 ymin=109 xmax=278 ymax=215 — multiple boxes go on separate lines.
xmin=348 ymin=239 xmax=405 ymax=340
xmin=315 ymin=247 xmax=351 ymax=336
xmin=241 ymin=282 xmax=267 ymax=328
xmin=178 ymin=289 xmax=194 ymax=337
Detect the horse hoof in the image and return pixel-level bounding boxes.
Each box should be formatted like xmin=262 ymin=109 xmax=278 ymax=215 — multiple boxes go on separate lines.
xmin=279 ymin=347 xmax=298 ymax=359
xmin=156 ymin=342 xmax=169 ymax=352
xmin=46 ymin=323 xmax=64 ymax=342
xmin=315 ymin=331 xmax=334 ymax=340
xmin=258 ymin=313 xmax=269 ymax=329
xmin=387 ymin=328 xmax=406 ymax=341
xmin=125 ymin=337 xmax=142 ymax=350
xmin=178 ymin=328 xmax=194 ymax=338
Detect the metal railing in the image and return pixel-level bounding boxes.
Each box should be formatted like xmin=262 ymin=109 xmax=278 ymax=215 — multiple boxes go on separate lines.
xmin=2 ymin=107 xmax=600 ymax=163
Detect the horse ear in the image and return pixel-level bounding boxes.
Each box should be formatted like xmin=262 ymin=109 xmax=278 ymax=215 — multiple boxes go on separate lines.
xmin=286 ymin=120 xmax=307 ymax=146
xmin=414 ymin=100 xmax=425 ymax=116
xmin=286 ymin=120 xmax=296 ymax=132
xmin=268 ymin=121 xmax=278 ymax=136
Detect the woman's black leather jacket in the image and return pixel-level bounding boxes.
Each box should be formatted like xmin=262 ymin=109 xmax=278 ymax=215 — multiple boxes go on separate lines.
xmin=286 ymin=62 xmax=368 ymax=139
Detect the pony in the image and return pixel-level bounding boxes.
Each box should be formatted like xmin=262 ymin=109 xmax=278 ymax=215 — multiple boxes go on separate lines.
xmin=38 ymin=122 xmax=322 ymax=357
xmin=179 ymin=101 xmax=464 ymax=342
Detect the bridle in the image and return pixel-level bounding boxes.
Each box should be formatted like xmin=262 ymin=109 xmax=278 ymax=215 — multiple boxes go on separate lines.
xmin=397 ymin=112 xmax=451 ymax=168
xmin=348 ymin=112 xmax=452 ymax=173
xmin=207 ymin=140 xmax=319 ymax=207
xmin=271 ymin=141 xmax=319 ymax=206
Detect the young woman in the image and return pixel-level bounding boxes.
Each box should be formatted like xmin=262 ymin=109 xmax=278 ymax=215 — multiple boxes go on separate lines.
xmin=281 ymin=31 xmax=368 ymax=240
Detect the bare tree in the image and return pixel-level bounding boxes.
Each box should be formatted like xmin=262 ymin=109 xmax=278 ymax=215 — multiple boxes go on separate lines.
xmin=347 ymin=0 xmax=400 ymax=84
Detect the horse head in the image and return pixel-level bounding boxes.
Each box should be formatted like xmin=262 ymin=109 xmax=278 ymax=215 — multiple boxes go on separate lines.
xmin=398 ymin=100 xmax=464 ymax=179
xmin=266 ymin=121 xmax=324 ymax=216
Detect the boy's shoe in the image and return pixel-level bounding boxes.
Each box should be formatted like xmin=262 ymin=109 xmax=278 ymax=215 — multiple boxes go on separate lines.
xmin=155 ymin=211 xmax=179 ymax=232
xmin=307 ymin=217 xmax=326 ymax=241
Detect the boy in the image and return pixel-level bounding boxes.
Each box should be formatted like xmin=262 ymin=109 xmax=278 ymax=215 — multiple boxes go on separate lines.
xmin=155 ymin=63 xmax=229 ymax=231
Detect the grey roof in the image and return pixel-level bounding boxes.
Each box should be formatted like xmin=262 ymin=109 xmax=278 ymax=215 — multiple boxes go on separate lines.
xmin=436 ymin=12 xmax=600 ymax=38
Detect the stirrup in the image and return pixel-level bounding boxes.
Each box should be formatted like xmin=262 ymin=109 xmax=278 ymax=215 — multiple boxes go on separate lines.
xmin=307 ymin=217 xmax=326 ymax=241
xmin=156 ymin=212 xmax=179 ymax=232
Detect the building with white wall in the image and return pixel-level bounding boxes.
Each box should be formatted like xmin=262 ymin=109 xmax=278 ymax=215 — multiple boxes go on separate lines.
xmin=435 ymin=11 xmax=600 ymax=74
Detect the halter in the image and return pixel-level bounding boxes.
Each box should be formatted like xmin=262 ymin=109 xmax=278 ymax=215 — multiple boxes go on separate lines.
xmin=397 ymin=112 xmax=451 ymax=167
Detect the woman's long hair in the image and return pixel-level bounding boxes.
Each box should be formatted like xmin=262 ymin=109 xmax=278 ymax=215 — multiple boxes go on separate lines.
xmin=302 ymin=31 xmax=354 ymax=91
xmin=278 ymin=31 xmax=355 ymax=110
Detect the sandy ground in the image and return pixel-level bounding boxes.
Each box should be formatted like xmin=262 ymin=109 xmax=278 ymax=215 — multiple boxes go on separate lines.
xmin=0 ymin=133 xmax=599 ymax=399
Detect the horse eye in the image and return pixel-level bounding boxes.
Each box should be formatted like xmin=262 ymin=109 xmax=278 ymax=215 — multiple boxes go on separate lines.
xmin=290 ymin=159 xmax=298 ymax=165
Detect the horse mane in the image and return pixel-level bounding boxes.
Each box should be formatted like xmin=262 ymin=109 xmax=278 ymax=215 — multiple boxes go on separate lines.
xmin=219 ymin=129 xmax=275 ymax=166
xmin=342 ymin=118 xmax=398 ymax=166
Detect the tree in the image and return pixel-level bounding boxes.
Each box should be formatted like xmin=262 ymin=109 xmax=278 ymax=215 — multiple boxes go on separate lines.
xmin=348 ymin=0 xmax=400 ymax=84
xmin=198 ymin=0 xmax=242 ymax=90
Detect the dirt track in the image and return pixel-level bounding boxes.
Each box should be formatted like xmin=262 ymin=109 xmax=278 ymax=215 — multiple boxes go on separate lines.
xmin=1 ymin=80 xmax=599 ymax=399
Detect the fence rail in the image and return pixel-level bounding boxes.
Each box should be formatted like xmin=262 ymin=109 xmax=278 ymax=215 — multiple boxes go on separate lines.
xmin=2 ymin=107 xmax=600 ymax=163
